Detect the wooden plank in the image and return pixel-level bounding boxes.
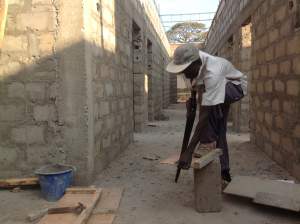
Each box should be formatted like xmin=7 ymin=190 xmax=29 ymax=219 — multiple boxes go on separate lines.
xmin=0 ymin=177 xmax=39 ymax=188
xmin=87 ymin=214 xmax=115 ymax=224
xmin=193 ymin=149 xmax=223 ymax=170
xmin=38 ymin=187 xmax=102 ymax=224
xmin=93 ymin=188 xmax=123 ymax=214
xmin=160 ymin=154 xmax=198 ymax=166
xmin=160 ymin=149 xmax=222 ymax=170
xmin=224 ymin=176 xmax=300 ymax=211
xmin=254 ymin=192 xmax=300 ymax=212
xmin=66 ymin=187 xmax=97 ymax=194
xmin=224 ymin=176 xmax=300 ymax=199
xmin=0 ymin=0 xmax=8 ymax=48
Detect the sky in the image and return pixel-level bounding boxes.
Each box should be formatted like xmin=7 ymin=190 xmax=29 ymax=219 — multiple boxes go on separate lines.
xmin=156 ymin=0 xmax=220 ymax=30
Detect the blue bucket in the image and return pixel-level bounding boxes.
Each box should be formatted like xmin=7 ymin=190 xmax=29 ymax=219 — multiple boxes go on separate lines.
xmin=35 ymin=164 xmax=76 ymax=202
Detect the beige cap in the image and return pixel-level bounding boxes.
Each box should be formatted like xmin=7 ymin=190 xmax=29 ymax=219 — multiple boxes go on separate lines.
xmin=166 ymin=43 xmax=200 ymax=74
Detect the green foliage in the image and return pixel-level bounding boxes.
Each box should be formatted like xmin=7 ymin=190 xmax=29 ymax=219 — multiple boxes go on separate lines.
xmin=166 ymin=22 xmax=207 ymax=43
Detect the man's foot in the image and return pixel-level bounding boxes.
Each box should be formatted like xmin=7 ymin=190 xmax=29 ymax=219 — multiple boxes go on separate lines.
xmin=221 ymin=169 xmax=232 ymax=182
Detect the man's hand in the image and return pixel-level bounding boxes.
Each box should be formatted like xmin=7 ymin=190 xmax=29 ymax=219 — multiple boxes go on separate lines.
xmin=178 ymin=151 xmax=193 ymax=170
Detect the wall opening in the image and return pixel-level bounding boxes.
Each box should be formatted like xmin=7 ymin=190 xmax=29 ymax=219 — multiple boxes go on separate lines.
xmin=132 ymin=20 xmax=148 ymax=132
xmin=147 ymin=39 xmax=154 ymax=121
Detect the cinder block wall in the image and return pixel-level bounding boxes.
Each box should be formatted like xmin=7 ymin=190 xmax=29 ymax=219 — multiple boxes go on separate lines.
xmin=0 ymin=0 xmax=171 ymax=183
xmin=250 ymin=0 xmax=300 ymax=179
xmin=206 ymin=0 xmax=300 ymax=179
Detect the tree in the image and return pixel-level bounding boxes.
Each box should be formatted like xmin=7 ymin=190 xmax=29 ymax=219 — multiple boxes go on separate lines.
xmin=166 ymin=22 xmax=207 ymax=43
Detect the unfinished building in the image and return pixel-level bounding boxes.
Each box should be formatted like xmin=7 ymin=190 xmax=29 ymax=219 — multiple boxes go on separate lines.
xmin=0 ymin=0 xmax=173 ymax=183
xmin=206 ymin=0 xmax=300 ymax=179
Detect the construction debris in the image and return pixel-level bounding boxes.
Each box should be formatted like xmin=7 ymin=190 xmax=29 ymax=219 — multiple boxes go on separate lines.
xmin=224 ymin=176 xmax=300 ymax=212
xmin=143 ymin=154 xmax=161 ymax=161
xmin=0 ymin=177 xmax=39 ymax=188
xmin=37 ymin=187 xmax=102 ymax=224
xmin=28 ymin=187 xmax=123 ymax=224
xmin=28 ymin=203 xmax=86 ymax=222
xmin=10 ymin=187 xmax=23 ymax=193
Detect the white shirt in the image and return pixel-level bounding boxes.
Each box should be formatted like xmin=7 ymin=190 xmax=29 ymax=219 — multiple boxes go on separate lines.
xmin=192 ymin=51 xmax=247 ymax=106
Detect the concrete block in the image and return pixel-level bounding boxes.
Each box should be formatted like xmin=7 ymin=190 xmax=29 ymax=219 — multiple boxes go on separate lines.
xmin=26 ymin=146 xmax=47 ymax=165
xmin=16 ymin=12 xmax=55 ymax=31
xmin=7 ymin=82 xmax=25 ymax=98
xmin=193 ymin=159 xmax=222 ymax=213
xmin=1 ymin=62 xmax=23 ymax=76
xmin=269 ymin=29 xmax=279 ymax=43
xmin=271 ymin=131 xmax=280 ymax=145
xmin=264 ymin=113 xmax=273 ymax=126
xmin=274 ymin=80 xmax=285 ymax=92
xmin=272 ymin=99 xmax=280 ymax=112
xmin=275 ymin=40 xmax=286 ymax=58
xmin=94 ymin=120 xmax=103 ymax=136
xmin=12 ymin=126 xmax=45 ymax=144
xmin=293 ymin=57 xmax=300 ymax=75
xmin=28 ymin=33 xmax=40 ymax=57
xmin=39 ymin=33 xmax=55 ymax=55
xmin=33 ymin=105 xmax=55 ymax=121
xmin=26 ymin=83 xmax=46 ymax=101
xmin=287 ymin=36 xmax=300 ymax=55
xmin=264 ymin=80 xmax=273 ymax=93
xmin=280 ymin=60 xmax=291 ymax=75
xmin=99 ymin=101 xmax=110 ymax=116
xmin=275 ymin=116 xmax=284 ymax=129
xmin=280 ymin=19 xmax=292 ymax=37
xmin=2 ymin=35 xmax=28 ymax=52
xmin=293 ymin=125 xmax=300 ymax=138
xmin=49 ymin=82 xmax=58 ymax=100
xmin=103 ymin=135 xmax=111 ymax=148
xmin=283 ymin=101 xmax=296 ymax=114
xmin=0 ymin=105 xmax=24 ymax=121
xmin=281 ymin=137 xmax=294 ymax=154
xmin=105 ymin=83 xmax=114 ymax=97
xmin=286 ymin=80 xmax=299 ymax=96
xmin=0 ymin=146 xmax=18 ymax=167
xmin=269 ymin=63 xmax=278 ymax=77
xmin=257 ymin=83 xmax=264 ymax=94
xmin=274 ymin=4 xmax=287 ymax=23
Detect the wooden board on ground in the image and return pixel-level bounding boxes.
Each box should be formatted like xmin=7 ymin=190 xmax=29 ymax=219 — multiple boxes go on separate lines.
xmin=160 ymin=149 xmax=222 ymax=170
xmin=92 ymin=188 xmax=124 ymax=214
xmin=224 ymin=176 xmax=300 ymax=212
xmin=88 ymin=214 xmax=115 ymax=224
xmin=38 ymin=187 xmax=102 ymax=224
xmin=254 ymin=192 xmax=300 ymax=212
xmin=87 ymin=187 xmax=123 ymax=224
xmin=0 ymin=177 xmax=39 ymax=188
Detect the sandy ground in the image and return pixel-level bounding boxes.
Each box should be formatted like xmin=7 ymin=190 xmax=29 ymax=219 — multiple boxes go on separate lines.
xmin=1 ymin=104 xmax=300 ymax=224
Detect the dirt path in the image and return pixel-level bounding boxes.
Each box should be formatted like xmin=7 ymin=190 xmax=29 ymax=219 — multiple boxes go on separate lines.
xmin=0 ymin=104 xmax=299 ymax=224
xmin=95 ymin=104 xmax=300 ymax=224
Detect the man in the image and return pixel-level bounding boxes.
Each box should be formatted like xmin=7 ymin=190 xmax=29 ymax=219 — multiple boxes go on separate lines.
xmin=166 ymin=43 xmax=246 ymax=182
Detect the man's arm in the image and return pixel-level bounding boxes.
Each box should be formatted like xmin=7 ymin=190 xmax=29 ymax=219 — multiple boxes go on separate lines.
xmin=178 ymin=85 xmax=206 ymax=168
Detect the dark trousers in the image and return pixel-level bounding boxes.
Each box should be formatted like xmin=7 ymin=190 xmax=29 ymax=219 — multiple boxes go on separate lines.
xmin=192 ymin=83 xmax=243 ymax=171
xmin=197 ymin=103 xmax=230 ymax=171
